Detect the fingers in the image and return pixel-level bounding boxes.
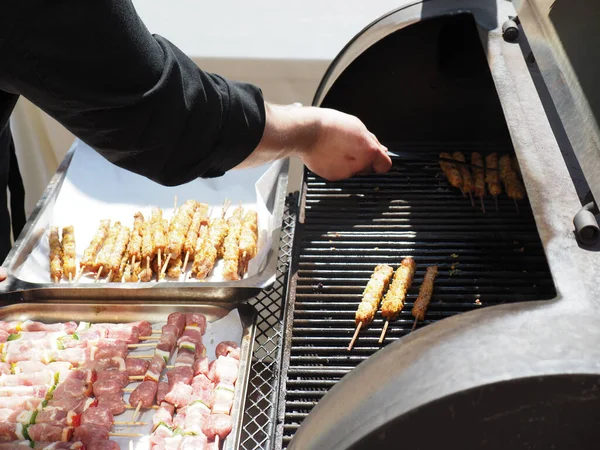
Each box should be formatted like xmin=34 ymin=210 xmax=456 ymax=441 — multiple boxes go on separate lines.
xmin=366 ymin=132 xmax=391 ymax=174
xmin=0 ymin=267 xmax=7 ymax=282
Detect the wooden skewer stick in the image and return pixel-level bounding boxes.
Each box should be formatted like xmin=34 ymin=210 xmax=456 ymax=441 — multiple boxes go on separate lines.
xmin=75 ymin=270 xmax=85 ymax=283
xmin=174 ymin=195 xmax=178 ymax=211
xmin=411 ymin=318 xmax=419 ymax=332
xmin=68 ymin=273 xmax=73 ymax=282
xmin=215 ymin=435 xmax=220 ymax=449
xmin=138 ymin=336 xmax=159 ymax=341
xmin=160 ymin=254 xmax=171 ymax=277
xmin=128 ymin=354 xmax=154 ymax=359
xmin=54 ymin=276 xmax=58 ymax=284
xmin=110 ymin=433 xmax=144 ymax=438
xmin=129 ymin=375 xmax=144 ymax=380
xmin=95 ymin=266 xmax=103 ymax=281
xmin=114 ymin=421 xmax=147 ymax=426
xmin=125 ymin=404 xmax=158 ymax=410
xmin=347 ymin=322 xmax=362 ymax=351
xmin=479 ymin=196 xmax=486 ymax=214
xmin=468 ymin=192 xmax=474 ymax=208
xmin=157 ymin=249 xmax=162 ymax=276
xmin=182 ymin=251 xmax=190 ymax=274
xmin=146 ymin=256 xmax=150 ymax=272
xmin=378 ymin=320 xmax=390 ymax=344
xmin=123 ymin=388 xmax=134 ymax=393
xmin=131 ymin=255 xmax=136 ymax=268
xmin=132 ymin=401 xmax=143 ymax=422
xmin=107 ymin=270 xmax=113 ymax=282
xmin=514 ymin=199 xmax=520 ymax=215
xmin=128 ymin=342 xmax=157 ymax=348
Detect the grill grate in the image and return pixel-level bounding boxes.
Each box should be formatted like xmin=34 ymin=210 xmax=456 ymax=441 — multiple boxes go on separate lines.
xmin=280 ymin=149 xmax=556 ymax=447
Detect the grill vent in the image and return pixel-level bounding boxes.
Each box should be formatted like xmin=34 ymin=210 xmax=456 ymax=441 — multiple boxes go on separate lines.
xmin=281 ymin=146 xmax=556 ymax=446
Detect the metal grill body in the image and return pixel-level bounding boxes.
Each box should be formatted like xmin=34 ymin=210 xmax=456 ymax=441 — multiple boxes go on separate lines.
xmin=280 ymin=151 xmax=555 ymax=446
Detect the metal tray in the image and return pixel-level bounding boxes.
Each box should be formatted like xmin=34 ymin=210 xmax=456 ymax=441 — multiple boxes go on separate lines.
xmin=0 ymin=300 xmax=257 ymax=450
xmin=0 ymin=141 xmax=289 ymax=303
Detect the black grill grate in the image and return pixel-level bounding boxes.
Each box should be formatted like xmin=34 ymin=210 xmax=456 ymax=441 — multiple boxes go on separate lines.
xmin=280 ymin=147 xmax=556 ymax=447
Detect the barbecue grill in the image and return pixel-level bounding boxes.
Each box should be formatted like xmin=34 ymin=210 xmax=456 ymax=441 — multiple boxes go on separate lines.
xmin=277 ymin=1 xmax=600 ymax=449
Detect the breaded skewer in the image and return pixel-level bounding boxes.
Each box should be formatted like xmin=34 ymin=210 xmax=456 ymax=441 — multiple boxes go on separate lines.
xmin=471 ymin=152 xmax=486 ymax=213
xmin=94 ymin=222 xmax=121 ymax=280
xmin=222 ymin=206 xmax=244 ymax=281
xmin=49 ymin=226 xmax=63 ymax=283
xmin=453 ymin=152 xmax=474 ymax=206
xmin=348 ymin=264 xmax=394 ymax=351
xmin=499 ymin=154 xmax=526 ymax=213
xmin=192 ymin=217 xmax=229 ymax=279
xmin=238 ymin=210 xmax=258 ymax=277
xmin=107 ymin=226 xmax=130 ymax=281
xmin=181 ymin=204 xmax=210 ymax=272
xmin=485 ymin=153 xmax=503 ymax=211
xmin=411 ymin=265 xmax=438 ymax=331
xmin=439 ymin=152 xmax=463 ymax=190
xmin=61 ymin=225 xmax=76 ymax=282
xmin=379 ymin=257 xmax=416 ymax=343
xmin=162 ymin=200 xmax=197 ymax=273
xmin=150 ymin=208 xmax=167 ymax=276
xmin=79 ymin=220 xmax=110 ymax=274
xmin=127 ymin=212 xmax=144 ymax=267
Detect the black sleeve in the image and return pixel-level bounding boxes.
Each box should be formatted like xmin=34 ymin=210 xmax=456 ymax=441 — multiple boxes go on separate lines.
xmin=0 ymin=0 xmax=266 ymax=186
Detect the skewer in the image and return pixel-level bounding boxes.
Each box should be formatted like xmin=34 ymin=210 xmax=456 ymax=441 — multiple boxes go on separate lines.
xmin=107 ymin=270 xmax=113 ymax=282
xmin=146 ymin=256 xmax=150 ymax=272
xmin=68 ymin=273 xmax=72 ymax=282
xmin=132 ymin=401 xmax=143 ymax=422
xmin=126 ymin=404 xmax=158 ymax=410
xmin=110 ymin=433 xmax=144 ymax=438
xmin=347 ymin=322 xmax=362 ymax=351
xmin=479 ymin=196 xmax=486 ymax=213
xmin=411 ymin=318 xmax=419 ymax=332
xmin=54 ymin=276 xmax=58 ymax=284
xmin=378 ymin=258 xmax=416 ymax=344
xmin=128 ymin=342 xmax=157 ymax=348
xmin=131 ymin=255 xmax=136 ymax=268
xmin=182 ymin=251 xmax=190 ymax=274
xmin=95 ymin=267 xmax=103 ymax=281
xmin=378 ymin=321 xmax=390 ymax=344
xmin=123 ymin=388 xmax=134 ymax=393
xmin=160 ymin=254 xmax=171 ymax=276
xmin=174 ymin=195 xmax=178 ymax=211
xmin=157 ymin=249 xmax=162 ymax=276
xmin=127 ymin=354 xmax=154 ymax=359
xmin=129 ymin=375 xmax=144 ymax=380
xmin=75 ymin=269 xmax=85 ymax=283
xmin=215 ymin=435 xmax=220 ymax=449
xmin=114 ymin=421 xmax=147 ymax=426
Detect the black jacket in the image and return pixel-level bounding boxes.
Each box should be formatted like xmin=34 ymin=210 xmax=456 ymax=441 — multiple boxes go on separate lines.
xmin=0 ymin=0 xmax=266 ymax=186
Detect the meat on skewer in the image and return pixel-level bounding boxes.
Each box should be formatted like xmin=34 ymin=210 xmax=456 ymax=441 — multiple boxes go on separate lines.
xmin=238 ymin=210 xmax=258 ymax=277
xmin=222 ymin=207 xmax=244 ymax=281
xmin=471 ymin=152 xmax=486 ymax=213
xmin=49 ymin=227 xmax=63 ymax=283
xmin=439 ymin=152 xmax=463 ymax=190
xmin=192 ymin=216 xmax=229 ymax=279
xmin=163 ymin=200 xmax=197 ymax=273
xmin=378 ymin=257 xmax=416 ymax=343
xmin=79 ymin=220 xmax=110 ymax=275
xmin=182 ymin=204 xmax=210 ymax=272
xmin=453 ymin=152 xmax=474 ymax=206
xmin=106 ymin=226 xmax=130 ymax=281
xmin=94 ymin=222 xmax=121 ymax=280
xmin=127 ymin=212 xmax=144 ymax=268
xmin=485 ymin=153 xmax=503 ymax=211
xmin=150 ymin=208 xmax=167 ymax=277
xmin=348 ymin=264 xmax=394 ymax=351
xmin=411 ymin=265 xmax=438 ymax=331
xmin=499 ymin=155 xmax=526 ymax=213
xmin=61 ymin=226 xmax=76 ymax=282
xmin=140 ymin=221 xmax=154 ymax=282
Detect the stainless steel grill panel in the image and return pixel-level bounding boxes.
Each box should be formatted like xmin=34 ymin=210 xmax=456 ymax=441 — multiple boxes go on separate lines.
xmin=280 ymin=147 xmax=556 ymax=447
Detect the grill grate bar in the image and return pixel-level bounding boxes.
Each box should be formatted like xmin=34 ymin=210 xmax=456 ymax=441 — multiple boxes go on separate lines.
xmin=281 ymin=148 xmax=555 ymax=448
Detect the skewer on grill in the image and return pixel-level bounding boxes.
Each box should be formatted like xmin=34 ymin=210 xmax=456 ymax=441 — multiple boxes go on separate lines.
xmin=471 ymin=152 xmax=486 ymax=213
xmin=349 ymin=264 xmax=394 ymax=351
xmin=378 ymin=258 xmax=416 ymax=344
xmin=485 ymin=153 xmax=502 ymax=212
xmin=439 ymin=152 xmax=463 ymax=190
xmin=499 ymin=155 xmax=526 ymax=214
xmin=411 ymin=265 xmax=438 ymax=331
xmin=453 ymin=152 xmax=474 ymax=206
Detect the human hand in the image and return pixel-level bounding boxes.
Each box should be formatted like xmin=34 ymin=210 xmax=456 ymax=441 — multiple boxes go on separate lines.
xmin=236 ymin=103 xmax=392 ymax=181
xmin=0 ymin=267 xmax=7 ymax=282
xmin=298 ymin=107 xmax=392 ymax=181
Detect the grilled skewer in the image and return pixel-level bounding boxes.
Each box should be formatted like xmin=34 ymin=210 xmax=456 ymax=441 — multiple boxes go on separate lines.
xmin=181 ymin=204 xmax=210 ymax=272
xmin=439 ymin=152 xmax=463 ymax=190
xmin=49 ymin=226 xmax=63 ymax=283
xmin=411 ymin=265 xmax=438 ymax=331
xmin=150 ymin=208 xmax=167 ymax=278
xmin=107 ymin=226 xmax=131 ymax=281
xmin=471 ymin=152 xmax=486 ymax=213
xmin=499 ymin=155 xmax=526 ymax=213
xmin=453 ymin=152 xmax=474 ymax=205
xmin=140 ymin=220 xmax=154 ymax=282
xmin=94 ymin=222 xmax=122 ymax=280
xmin=163 ymin=200 xmax=197 ymax=274
xmin=127 ymin=212 xmax=144 ymax=268
xmin=379 ymin=258 xmax=416 ymax=343
xmin=349 ymin=264 xmax=394 ymax=351
xmin=485 ymin=153 xmax=503 ymax=211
